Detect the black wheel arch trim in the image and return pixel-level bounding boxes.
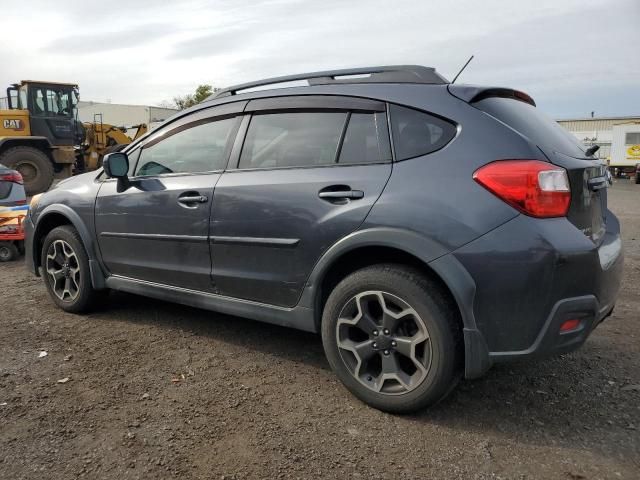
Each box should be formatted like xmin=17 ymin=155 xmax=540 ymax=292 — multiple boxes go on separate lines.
xmin=31 ymin=204 xmax=107 ymax=289
xmin=0 ymin=136 xmax=53 ymax=152
xmin=298 ymin=227 xmax=492 ymax=379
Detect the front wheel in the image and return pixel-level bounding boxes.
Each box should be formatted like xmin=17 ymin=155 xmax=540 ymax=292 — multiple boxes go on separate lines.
xmin=41 ymin=225 xmax=106 ymax=313
xmin=321 ymin=264 xmax=462 ymax=413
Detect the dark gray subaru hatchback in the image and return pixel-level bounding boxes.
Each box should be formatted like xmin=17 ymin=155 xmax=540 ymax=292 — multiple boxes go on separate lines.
xmin=25 ymin=66 xmax=623 ymax=412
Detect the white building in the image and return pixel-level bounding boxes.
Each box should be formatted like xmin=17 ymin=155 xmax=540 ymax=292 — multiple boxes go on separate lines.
xmin=557 ymin=116 xmax=640 ymax=164
xmin=77 ymin=101 xmax=178 ymax=131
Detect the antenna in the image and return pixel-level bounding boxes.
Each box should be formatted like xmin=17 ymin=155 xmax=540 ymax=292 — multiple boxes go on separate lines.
xmin=451 ymin=55 xmax=474 ymax=84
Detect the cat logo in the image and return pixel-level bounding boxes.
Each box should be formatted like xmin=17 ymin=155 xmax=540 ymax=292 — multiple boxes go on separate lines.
xmin=2 ymin=119 xmax=24 ymax=130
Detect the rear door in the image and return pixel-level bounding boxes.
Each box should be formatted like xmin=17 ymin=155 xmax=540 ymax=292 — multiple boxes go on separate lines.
xmin=474 ymin=96 xmax=609 ymax=243
xmin=95 ymin=102 xmax=244 ymax=291
xmin=210 ymin=96 xmax=393 ymax=307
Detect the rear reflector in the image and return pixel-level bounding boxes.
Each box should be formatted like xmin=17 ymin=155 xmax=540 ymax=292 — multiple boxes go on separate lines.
xmin=0 ymin=171 xmax=24 ymax=184
xmin=473 ymin=160 xmax=571 ymax=218
xmin=560 ymin=319 xmax=581 ymax=333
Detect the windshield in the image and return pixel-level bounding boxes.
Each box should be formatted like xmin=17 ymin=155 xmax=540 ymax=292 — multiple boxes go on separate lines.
xmin=30 ymin=85 xmax=74 ymax=117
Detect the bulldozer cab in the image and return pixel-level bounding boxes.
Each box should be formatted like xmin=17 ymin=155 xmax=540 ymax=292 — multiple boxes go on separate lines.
xmin=4 ymin=81 xmax=79 ymax=146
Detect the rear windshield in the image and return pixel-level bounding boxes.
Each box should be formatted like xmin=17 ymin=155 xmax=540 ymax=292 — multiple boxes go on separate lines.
xmin=474 ymin=98 xmax=587 ymax=158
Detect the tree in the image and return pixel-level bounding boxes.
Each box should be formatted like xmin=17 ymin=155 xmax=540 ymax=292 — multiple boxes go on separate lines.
xmin=171 ymin=84 xmax=220 ymax=110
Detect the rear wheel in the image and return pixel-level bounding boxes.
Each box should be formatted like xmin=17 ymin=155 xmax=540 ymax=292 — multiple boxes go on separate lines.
xmin=0 ymin=242 xmax=19 ymax=262
xmin=635 ymin=172 xmax=640 ymax=184
xmin=0 ymin=146 xmax=54 ymax=195
xmin=41 ymin=225 xmax=106 ymax=313
xmin=321 ymin=264 xmax=462 ymax=413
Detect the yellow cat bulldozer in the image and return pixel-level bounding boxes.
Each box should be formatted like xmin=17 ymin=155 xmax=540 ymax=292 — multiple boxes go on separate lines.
xmin=78 ymin=118 xmax=147 ymax=172
xmin=0 ymin=80 xmax=146 ymax=195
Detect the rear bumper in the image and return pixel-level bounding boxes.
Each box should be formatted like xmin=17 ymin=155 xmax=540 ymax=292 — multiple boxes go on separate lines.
xmin=489 ymin=295 xmax=614 ymax=361
xmin=452 ymin=210 xmax=623 ymax=371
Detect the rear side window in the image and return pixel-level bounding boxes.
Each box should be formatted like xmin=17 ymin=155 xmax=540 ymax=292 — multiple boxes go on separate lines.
xmin=0 ymin=182 xmax=11 ymax=199
xmin=239 ymin=112 xmax=346 ymax=169
xmin=390 ymin=104 xmax=456 ymax=160
xmin=475 ymin=98 xmax=587 ymax=158
xmin=339 ymin=112 xmax=391 ymax=164
xmin=0 ymin=165 xmax=14 ymax=199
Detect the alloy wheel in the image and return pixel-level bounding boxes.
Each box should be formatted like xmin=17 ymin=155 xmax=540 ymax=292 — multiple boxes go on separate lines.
xmin=45 ymin=239 xmax=81 ymax=301
xmin=335 ymin=291 xmax=432 ymax=395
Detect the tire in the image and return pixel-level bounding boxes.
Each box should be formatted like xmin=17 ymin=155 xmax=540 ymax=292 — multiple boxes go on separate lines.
xmin=635 ymin=173 xmax=640 ymax=185
xmin=321 ymin=264 xmax=463 ymax=413
xmin=0 ymin=146 xmax=54 ymax=195
xmin=40 ymin=225 xmax=106 ymax=313
xmin=0 ymin=241 xmax=19 ymax=262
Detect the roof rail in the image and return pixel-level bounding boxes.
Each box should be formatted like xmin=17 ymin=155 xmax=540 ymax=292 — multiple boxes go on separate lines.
xmin=211 ymin=65 xmax=448 ymax=99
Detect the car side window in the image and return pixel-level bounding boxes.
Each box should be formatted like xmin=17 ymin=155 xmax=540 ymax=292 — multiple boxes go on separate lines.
xmin=338 ymin=112 xmax=391 ymax=164
xmin=135 ymin=117 xmax=237 ymax=177
xmin=390 ymin=104 xmax=456 ymax=160
xmin=239 ymin=112 xmax=347 ymax=169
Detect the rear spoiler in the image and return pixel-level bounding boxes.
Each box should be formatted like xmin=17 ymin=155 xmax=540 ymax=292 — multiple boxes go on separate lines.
xmin=447 ymin=85 xmax=536 ymax=107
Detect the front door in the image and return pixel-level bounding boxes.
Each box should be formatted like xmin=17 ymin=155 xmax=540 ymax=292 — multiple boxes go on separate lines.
xmin=95 ymin=111 xmax=241 ymax=291
xmin=211 ymin=100 xmax=393 ymax=307
xmin=28 ymin=84 xmax=76 ymax=146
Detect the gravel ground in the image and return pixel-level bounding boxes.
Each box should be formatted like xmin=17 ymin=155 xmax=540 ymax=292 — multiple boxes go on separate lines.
xmin=1 ymin=181 xmax=638 ymax=480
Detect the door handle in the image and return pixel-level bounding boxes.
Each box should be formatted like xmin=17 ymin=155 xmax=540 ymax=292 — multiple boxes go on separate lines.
xmin=318 ymin=190 xmax=364 ymax=200
xmin=178 ymin=194 xmax=208 ymax=204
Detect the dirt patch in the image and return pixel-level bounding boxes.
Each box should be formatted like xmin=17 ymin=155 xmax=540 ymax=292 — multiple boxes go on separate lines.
xmin=1 ymin=181 xmax=639 ymax=479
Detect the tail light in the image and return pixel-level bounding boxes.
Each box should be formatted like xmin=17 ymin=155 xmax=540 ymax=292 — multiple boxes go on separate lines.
xmin=473 ymin=160 xmax=570 ymax=218
xmin=0 ymin=171 xmax=23 ymax=184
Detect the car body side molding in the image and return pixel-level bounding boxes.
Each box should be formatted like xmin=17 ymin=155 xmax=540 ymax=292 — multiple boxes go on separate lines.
xmin=105 ymin=275 xmax=316 ymax=332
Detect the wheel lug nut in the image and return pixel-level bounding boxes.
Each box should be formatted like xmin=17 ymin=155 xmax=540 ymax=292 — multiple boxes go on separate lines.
xmin=372 ymin=342 xmax=377 ymax=349
xmin=391 ymin=341 xmax=397 ymax=347
xmin=383 ymin=350 xmax=390 ymax=356
xmin=372 ymin=330 xmax=378 ymax=336
xmin=383 ymin=329 xmax=390 ymax=335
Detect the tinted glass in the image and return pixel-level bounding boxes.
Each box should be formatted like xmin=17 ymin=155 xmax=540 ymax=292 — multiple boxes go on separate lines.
xmin=0 ymin=182 xmax=11 ymax=199
xmin=625 ymin=132 xmax=640 ymax=145
xmin=135 ymin=118 xmax=236 ymax=176
xmin=390 ymin=104 xmax=456 ymax=160
xmin=475 ymin=98 xmax=587 ymax=158
xmin=239 ymin=112 xmax=346 ymax=169
xmin=339 ymin=113 xmax=391 ymax=164
xmin=30 ymin=87 xmax=72 ymax=117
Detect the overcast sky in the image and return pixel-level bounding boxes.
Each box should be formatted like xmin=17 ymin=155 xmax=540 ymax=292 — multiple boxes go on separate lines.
xmin=2 ymin=0 xmax=638 ymax=118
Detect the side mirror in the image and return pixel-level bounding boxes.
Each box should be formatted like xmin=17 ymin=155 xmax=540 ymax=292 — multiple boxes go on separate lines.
xmin=102 ymin=152 xmax=129 ymax=178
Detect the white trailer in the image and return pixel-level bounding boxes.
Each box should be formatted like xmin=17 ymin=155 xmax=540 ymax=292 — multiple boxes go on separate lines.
xmin=610 ymin=122 xmax=640 ymax=173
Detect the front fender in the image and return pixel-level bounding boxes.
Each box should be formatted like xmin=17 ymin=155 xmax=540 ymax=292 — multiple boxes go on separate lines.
xmin=31 ymin=204 xmax=106 ymax=289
